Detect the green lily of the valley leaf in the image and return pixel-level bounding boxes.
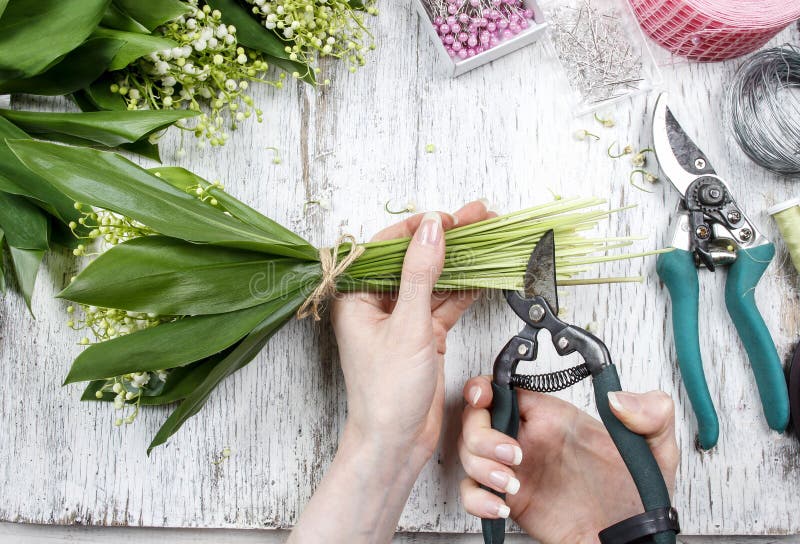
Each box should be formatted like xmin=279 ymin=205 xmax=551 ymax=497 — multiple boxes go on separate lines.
xmin=83 ymin=353 xmax=225 ymax=405
xmin=64 ymin=299 xmax=301 ymax=384
xmin=147 ymin=289 xmax=305 ymax=454
xmin=21 ymin=124 xmax=161 ymax=162
xmin=119 ymin=139 xmax=161 ymax=162
xmin=0 ymin=38 xmax=123 ymax=96
xmin=0 ymin=192 xmax=49 ymax=251
xmin=151 ymin=167 xmax=313 ymax=246
xmin=9 ymin=140 xmax=318 ymax=259
xmin=60 ymin=235 xmax=319 ymax=315
xmin=91 ymin=28 xmax=176 ymax=71
xmin=0 ymin=0 xmax=110 ymax=82
xmin=0 ymin=118 xmax=83 ymax=225
xmin=207 ymin=0 xmax=315 ymax=85
xmin=101 ymin=3 xmax=149 ymax=33
xmin=137 ymin=357 xmax=222 ymax=405
xmin=77 ymin=77 xmax=128 ymax=111
xmin=112 ymin=0 xmax=190 ymax=32
xmin=0 ymin=109 xmax=196 ymax=148
xmin=0 ymin=0 xmax=8 ymax=19
xmin=8 ymin=246 xmax=45 ymax=312
xmin=0 ymin=192 xmax=48 ymax=311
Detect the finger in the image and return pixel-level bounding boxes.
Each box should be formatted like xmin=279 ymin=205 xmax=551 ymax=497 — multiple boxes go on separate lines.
xmin=370 ymin=199 xmax=493 ymax=243
xmin=432 ymin=289 xmax=481 ymax=331
xmin=463 ymin=375 xmax=493 ymax=409
xmin=330 ymin=291 xmax=386 ymax=326
xmin=459 ymin=442 xmax=521 ymax=495
xmin=370 ymin=211 xmax=458 ymax=242
xmin=392 ymin=212 xmax=445 ymax=324
xmin=607 ymin=390 xmax=679 ymax=471
xmin=460 ymin=478 xmax=511 ymax=519
xmin=461 ymin=405 xmax=523 ymax=466
xmin=453 ymin=199 xmax=496 ymax=225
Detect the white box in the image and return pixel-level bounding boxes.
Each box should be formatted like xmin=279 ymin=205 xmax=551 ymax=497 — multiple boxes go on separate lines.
xmin=413 ymin=0 xmax=548 ymax=77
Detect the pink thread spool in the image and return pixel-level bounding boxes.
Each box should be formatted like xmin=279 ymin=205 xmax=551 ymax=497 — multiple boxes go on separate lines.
xmin=627 ymin=0 xmax=800 ymax=62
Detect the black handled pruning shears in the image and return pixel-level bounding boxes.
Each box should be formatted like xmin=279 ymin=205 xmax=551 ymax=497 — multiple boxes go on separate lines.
xmin=652 ymin=93 xmax=789 ymax=450
xmin=482 ymin=230 xmax=679 ymax=544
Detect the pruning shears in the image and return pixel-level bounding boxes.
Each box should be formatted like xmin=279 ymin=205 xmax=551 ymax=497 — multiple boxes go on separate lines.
xmin=652 ymin=93 xmax=790 ymax=450
xmin=482 ymin=230 xmax=679 ymax=544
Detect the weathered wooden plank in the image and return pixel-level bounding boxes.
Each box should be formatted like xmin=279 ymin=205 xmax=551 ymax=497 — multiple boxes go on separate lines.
xmin=2 ymin=523 xmax=800 ymax=543
xmin=0 ymin=6 xmax=798 ymax=536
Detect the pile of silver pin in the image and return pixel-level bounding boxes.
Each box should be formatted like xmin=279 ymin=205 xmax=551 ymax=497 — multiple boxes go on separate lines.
xmin=425 ymin=0 xmax=535 ymax=61
xmin=548 ymin=0 xmax=644 ymax=105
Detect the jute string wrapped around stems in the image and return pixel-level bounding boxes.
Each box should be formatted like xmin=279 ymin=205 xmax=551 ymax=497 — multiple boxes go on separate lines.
xmin=297 ymin=234 xmax=365 ymax=320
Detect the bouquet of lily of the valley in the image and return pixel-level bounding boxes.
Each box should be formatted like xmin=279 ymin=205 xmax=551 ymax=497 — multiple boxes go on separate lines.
xmin=0 ymin=0 xmax=378 ymax=147
xmin=9 ymin=139 xmax=657 ymax=453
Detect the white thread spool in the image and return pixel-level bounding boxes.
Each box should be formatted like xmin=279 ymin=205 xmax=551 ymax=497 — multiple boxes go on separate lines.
xmin=768 ymin=198 xmax=800 ymax=274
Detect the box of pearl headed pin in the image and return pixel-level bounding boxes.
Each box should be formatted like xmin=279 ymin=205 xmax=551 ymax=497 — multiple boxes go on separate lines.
xmin=542 ymin=0 xmax=662 ymax=115
xmin=414 ymin=0 xmax=548 ymax=77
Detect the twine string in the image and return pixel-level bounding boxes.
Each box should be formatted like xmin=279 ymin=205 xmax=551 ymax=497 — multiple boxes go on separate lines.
xmin=296 ymin=234 xmax=365 ymax=321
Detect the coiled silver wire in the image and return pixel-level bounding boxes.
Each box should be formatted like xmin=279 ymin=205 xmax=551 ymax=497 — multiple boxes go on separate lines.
xmin=727 ymin=44 xmax=800 ymax=176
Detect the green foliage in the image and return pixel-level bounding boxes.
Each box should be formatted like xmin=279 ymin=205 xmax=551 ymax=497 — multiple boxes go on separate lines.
xmin=91 ymin=28 xmax=177 ymax=71
xmin=64 ymin=301 xmax=301 ymax=383
xmin=0 ymin=109 xmax=197 ymax=148
xmin=9 ymin=140 xmax=317 ymax=259
xmin=0 ymin=38 xmax=123 ymax=96
xmin=0 ymin=0 xmax=109 ymax=82
xmin=111 ymin=0 xmax=190 ymax=32
xmin=8 ymin=246 xmax=45 ymax=312
xmin=59 ymin=235 xmax=318 ymax=315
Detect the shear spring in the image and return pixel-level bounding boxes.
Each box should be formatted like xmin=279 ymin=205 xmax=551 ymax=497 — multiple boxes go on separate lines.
xmin=511 ymin=364 xmax=591 ymax=393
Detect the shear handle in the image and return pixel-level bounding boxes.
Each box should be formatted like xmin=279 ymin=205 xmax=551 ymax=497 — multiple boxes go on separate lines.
xmin=593 ymin=365 xmax=677 ymax=544
xmin=535 ymin=299 xmax=678 ymax=544
xmin=483 ymin=333 xmax=535 ymax=544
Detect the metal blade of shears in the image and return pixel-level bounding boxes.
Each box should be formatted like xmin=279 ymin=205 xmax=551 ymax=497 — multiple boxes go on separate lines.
xmin=652 ymin=92 xmax=717 ymax=196
xmin=524 ymin=229 xmax=559 ymax=314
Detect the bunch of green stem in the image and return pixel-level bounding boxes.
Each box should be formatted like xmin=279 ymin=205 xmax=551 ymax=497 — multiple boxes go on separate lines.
xmin=340 ymin=197 xmax=665 ymax=291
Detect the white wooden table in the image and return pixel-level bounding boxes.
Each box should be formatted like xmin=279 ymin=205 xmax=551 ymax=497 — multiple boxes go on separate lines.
xmin=1 ymin=2 xmax=799 ymax=538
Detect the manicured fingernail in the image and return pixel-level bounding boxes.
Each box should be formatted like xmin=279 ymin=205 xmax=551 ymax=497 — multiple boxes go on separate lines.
xmin=495 ymin=444 xmax=523 ymax=465
xmin=478 ymin=198 xmax=497 ymax=214
xmin=608 ymin=391 xmax=641 ymax=414
xmin=418 ymin=212 xmax=442 ymax=246
xmin=489 ymin=471 xmax=520 ymax=495
xmin=469 ymin=386 xmax=481 ymax=406
xmin=484 ymin=500 xmax=509 ymax=518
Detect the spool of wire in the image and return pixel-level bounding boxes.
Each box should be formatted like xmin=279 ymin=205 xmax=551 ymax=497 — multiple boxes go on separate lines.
xmin=769 ymin=198 xmax=800 ymax=274
xmin=728 ymin=45 xmax=800 ymax=177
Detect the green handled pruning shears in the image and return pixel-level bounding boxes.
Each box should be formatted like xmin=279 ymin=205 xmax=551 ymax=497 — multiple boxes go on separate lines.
xmin=652 ymin=93 xmax=789 ymax=450
xmin=482 ymin=230 xmax=679 ymax=544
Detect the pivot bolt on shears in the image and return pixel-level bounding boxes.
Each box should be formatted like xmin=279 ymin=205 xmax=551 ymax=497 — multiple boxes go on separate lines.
xmin=652 ymin=93 xmax=790 ymax=450
xmin=482 ymin=230 xmax=679 ymax=544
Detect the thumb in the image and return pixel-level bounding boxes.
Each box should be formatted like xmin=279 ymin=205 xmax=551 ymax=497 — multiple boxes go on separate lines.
xmin=393 ymin=212 xmax=445 ymax=324
xmin=607 ymin=390 xmax=679 ymax=477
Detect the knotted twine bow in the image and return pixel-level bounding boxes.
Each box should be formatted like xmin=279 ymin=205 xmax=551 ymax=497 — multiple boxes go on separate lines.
xmin=296 ymin=234 xmax=365 ymax=321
